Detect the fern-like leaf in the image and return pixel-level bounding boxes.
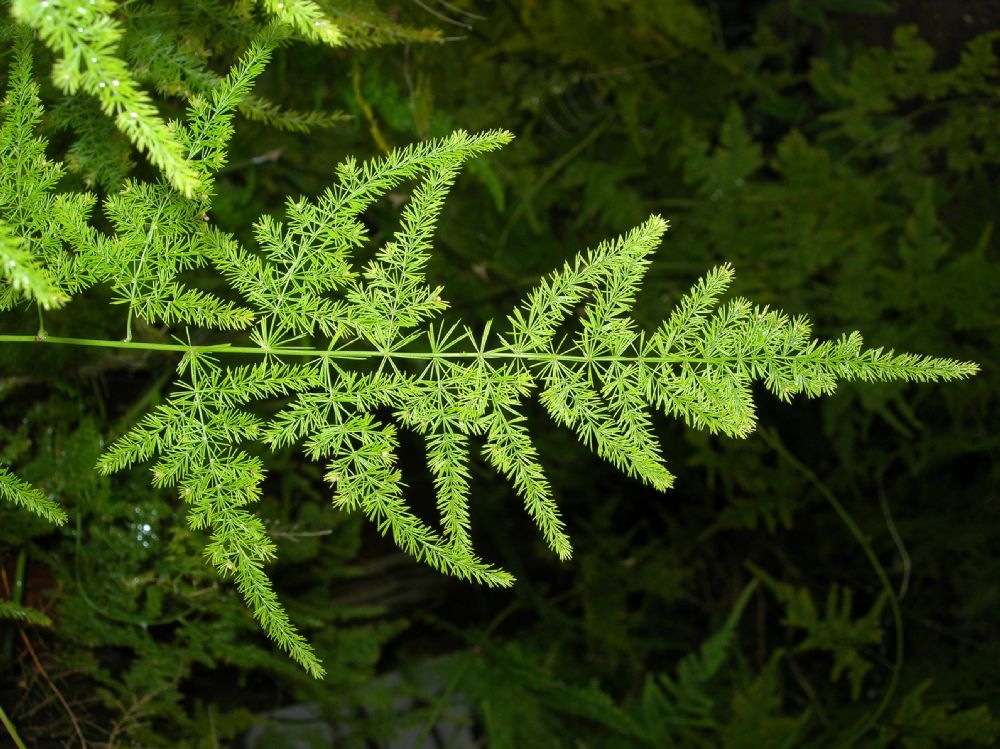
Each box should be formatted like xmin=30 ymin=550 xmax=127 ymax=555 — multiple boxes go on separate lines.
xmin=258 ymin=0 xmax=342 ymax=46
xmin=10 ymin=0 xmax=202 ymax=196
xmin=0 ymin=220 xmax=66 ymax=310
xmin=0 ymin=599 xmax=53 ymax=627
xmin=89 ymin=132 xmax=978 ymax=678
xmin=0 ymin=466 xmax=67 ymax=525
xmin=637 ymin=581 xmax=757 ymax=741
xmin=0 ymin=27 xmax=96 ymax=308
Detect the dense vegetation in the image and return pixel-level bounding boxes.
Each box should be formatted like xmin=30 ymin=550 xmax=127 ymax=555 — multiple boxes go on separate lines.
xmin=1 ymin=0 xmax=997 ymax=746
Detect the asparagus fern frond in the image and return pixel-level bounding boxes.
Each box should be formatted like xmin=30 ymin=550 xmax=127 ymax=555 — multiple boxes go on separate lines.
xmin=0 ymin=21 xmax=976 ymax=677
xmin=91 ymin=134 xmax=978 ymax=676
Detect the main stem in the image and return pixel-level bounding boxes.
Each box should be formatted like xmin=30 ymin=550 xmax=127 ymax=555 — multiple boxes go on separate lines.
xmin=0 ymin=333 xmax=813 ymax=366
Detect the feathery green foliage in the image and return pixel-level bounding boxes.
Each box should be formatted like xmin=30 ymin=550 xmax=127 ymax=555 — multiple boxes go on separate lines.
xmin=0 ymin=599 xmax=52 ymax=627
xmin=0 ymin=1 xmax=996 ymax=745
xmin=86 ymin=125 xmax=973 ymax=673
xmin=0 ymin=464 xmax=66 ymax=524
xmin=257 ymin=0 xmax=342 ymax=46
xmin=0 ymin=27 xmax=95 ymax=308
xmin=0 ymin=220 xmax=65 ymax=310
xmin=0 ymin=0 xmax=983 ymax=692
xmin=11 ymin=0 xmax=202 ymax=195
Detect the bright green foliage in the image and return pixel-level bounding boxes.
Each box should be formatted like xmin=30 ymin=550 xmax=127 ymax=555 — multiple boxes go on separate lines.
xmin=98 ymin=353 xmax=330 ymax=677
xmin=0 ymin=28 xmax=95 ymax=306
xmin=80 ymin=29 xmax=290 ymax=339
xmin=10 ymin=0 xmax=202 ymax=196
xmin=177 ymin=28 xmax=285 ymax=183
xmin=0 ymin=31 xmax=978 ymax=668
xmin=257 ymin=0 xmax=342 ymax=46
xmin=0 ymin=0 xmax=988 ymax=732
xmin=87 ymin=126 xmax=974 ymax=673
xmin=0 ymin=464 xmax=66 ymax=524
xmin=0 ymin=220 xmax=65 ymax=310
xmin=92 ymin=177 xmax=254 ymax=338
xmin=114 ymin=5 xmax=347 ymax=139
xmin=1 ymin=387 xmax=401 ymax=744
xmin=5 ymin=0 xmax=398 ymax=196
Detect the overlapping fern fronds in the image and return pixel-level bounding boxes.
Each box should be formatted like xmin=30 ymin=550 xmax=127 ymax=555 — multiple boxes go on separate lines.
xmin=0 ymin=28 xmax=96 ymax=308
xmin=0 ymin=9 xmax=978 ymax=677
xmin=7 ymin=0 xmax=437 ymax=193
xmin=11 ymin=0 xmax=203 ymax=195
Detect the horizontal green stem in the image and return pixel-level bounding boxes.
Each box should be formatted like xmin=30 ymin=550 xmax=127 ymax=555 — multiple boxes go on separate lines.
xmin=0 ymin=332 xmax=764 ymax=364
xmin=0 ymin=333 xmax=973 ymax=376
xmin=1 ymin=334 xmax=226 ymax=353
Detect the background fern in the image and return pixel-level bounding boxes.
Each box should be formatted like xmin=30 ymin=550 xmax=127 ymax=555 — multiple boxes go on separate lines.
xmin=0 ymin=0 xmax=996 ymax=746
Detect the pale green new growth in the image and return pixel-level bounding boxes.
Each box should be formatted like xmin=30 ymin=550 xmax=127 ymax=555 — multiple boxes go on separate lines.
xmin=102 ymin=352 xmax=328 ymax=677
xmin=0 ymin=14 xmax=978 ymax=677
xmin=114 ymin=9 xmax=346 ymax=136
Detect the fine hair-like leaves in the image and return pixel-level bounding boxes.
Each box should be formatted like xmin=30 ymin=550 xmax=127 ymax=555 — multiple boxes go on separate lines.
xmin=0 ymin=11 xmax=979 ymax=677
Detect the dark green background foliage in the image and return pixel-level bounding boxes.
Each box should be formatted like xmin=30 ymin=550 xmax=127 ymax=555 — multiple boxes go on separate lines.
xmin=1 ymin=0 xmax=997 ymax=746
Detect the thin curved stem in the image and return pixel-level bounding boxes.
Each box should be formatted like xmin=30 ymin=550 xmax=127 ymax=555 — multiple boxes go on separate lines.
xmin=758 ymin=428 xmax=903 ymax=748
xmin=17 ymin=627 xmax=86 ymax=748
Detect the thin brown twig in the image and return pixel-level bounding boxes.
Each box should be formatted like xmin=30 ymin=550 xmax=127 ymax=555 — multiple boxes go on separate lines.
xmin=785 ymin=644 xmax=830 ymax=725
xmin=17 ymin=628 xmax=87 ymax=748
xmin=434 ymin=0 xmax=485 ymax=21
xmin=106 ymin=663 xmax=183 ymax=749
xmin=15 ymin=667 xmax=95 ymax=721
xmin=409 ymin=0 xmax=472 ymax=29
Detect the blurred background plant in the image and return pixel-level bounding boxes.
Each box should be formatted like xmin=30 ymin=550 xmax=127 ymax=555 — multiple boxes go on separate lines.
xmin=0 ymin=0 xmax=997 ymax=746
